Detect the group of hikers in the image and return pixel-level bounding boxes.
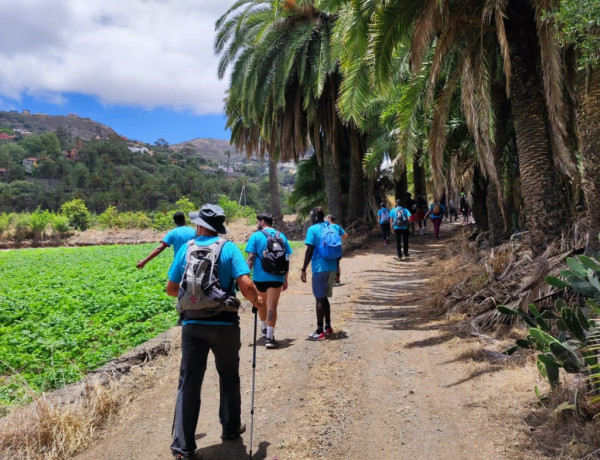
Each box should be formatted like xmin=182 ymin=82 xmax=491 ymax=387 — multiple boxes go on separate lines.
xmin=136 ymin=192 xmax=466 ymax=458
xmin=376 ymin=191 xmax=469 ymax=260
xmin=137 ymin=204 xmax=347 ymax=459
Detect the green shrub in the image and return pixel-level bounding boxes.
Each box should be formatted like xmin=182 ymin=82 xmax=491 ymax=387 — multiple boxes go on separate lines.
xmin=60 ymin=199 xmax=92 ymax=231
xmin=0 ymin=213 xmax=12 ymax=238
xmin=152 ymin=211 xmax=173 ymax=232
xmin=175 ymin=196 xmax=196 ymax=216
xmin=218 ymin=196 xmax=255 ymax=223
xmin=13 ymin=214 xmax=32 ymax=241
xmin=98 ymin=205 xmax=120 ymax=229
xmin=118 ymin=211 xmax=152 ymax=229
xmin=51 ymin=214 xmax=70 ymax=234
xmin=29 ymin=209 xmax=54 ymax=239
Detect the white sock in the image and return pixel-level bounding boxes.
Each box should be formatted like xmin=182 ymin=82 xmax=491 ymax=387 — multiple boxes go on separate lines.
xmin=261 ymin=320 xmax=267 ymax=331
xmin=267 ymin=326 xmax=274 ymax=340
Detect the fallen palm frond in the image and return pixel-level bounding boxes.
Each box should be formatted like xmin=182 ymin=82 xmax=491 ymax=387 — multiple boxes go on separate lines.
xmin=429 ymin=220 xmax=592 ymax=332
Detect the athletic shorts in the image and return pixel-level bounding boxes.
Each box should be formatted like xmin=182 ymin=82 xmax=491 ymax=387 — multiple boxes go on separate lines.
xmin=253 ymin=281 xmax=284 ymax=292
xmin=415 ymin=210 xmax=426 ymax=221
xmin=312 ymin=271 xmax=335 ymax=298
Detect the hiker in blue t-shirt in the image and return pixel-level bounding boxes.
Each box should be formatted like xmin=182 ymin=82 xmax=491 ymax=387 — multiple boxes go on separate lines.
xmin=136 ymin=211 xmax=196 ymax=269
xmin=245 ymin=212 xmax=293 ymax=349
xmin=389 ymin=199 xmax=412 ymax=260
xmin=326 ymin=214 xmax=348 ymax=283
xmin=377 ymin=202 xmax=391 ymax=245
xmin=166 ymin=204 xmax=263 ymax=458
xmin=301 ymin=207 xmax=339 ymax=341
xmin=425 ymin=200 xmax=446 ymax=239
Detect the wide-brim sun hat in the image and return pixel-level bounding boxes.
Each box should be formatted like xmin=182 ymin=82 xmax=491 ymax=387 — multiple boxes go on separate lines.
xmin=189 ymin=204 xmax=228 ymax=234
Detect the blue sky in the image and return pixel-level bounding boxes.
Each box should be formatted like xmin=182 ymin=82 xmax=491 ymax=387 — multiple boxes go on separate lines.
xmin=0 ymin=0 xmax=238 ymax=145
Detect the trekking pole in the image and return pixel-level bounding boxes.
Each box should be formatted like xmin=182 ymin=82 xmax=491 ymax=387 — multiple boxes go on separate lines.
xmin=249 ymin=307 xmax=258 ymax=459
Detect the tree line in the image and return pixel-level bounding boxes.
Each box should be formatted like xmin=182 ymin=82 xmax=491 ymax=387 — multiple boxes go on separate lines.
xmin=215 ymin=0 xmax=600 ymax=253
xmin=0 ymin=130 xmax=290 ymax=215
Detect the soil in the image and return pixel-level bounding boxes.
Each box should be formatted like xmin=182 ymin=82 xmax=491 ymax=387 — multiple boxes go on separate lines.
xmin=63 ymin=221 xmax=544 ymax=459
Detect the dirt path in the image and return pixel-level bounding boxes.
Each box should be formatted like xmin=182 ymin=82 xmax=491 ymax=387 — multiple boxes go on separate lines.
xmin=74 ymin=222 xmax=537 ymax=460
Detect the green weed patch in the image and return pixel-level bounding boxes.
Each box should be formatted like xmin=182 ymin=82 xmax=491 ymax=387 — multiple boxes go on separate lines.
xmin=0 ymin=244 xmax=177 ymax=409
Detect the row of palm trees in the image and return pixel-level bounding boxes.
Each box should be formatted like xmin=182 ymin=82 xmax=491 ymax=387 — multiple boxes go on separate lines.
xmin=214 ymin=0 xmax=599 ymax=254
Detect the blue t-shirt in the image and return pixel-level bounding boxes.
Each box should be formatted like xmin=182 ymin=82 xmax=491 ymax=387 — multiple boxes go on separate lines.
xmin=305 ymin=223 xmax=339 ymax=274
xmin=390 ymin=207 xmax=412 ymax=230
xmin=168 ymin=236 xmax=250 ymax=291
xmin=162 ymin=226 xmax=197 ymax=256
xmin=377 ymin=207 xmax=390 ymax=224
xmin=330 ymin=223 xmax=346 ymax=237
xmin=245 ymin=228 xmax=293 ymax=282
xmin=429 ymin=204 xmax=446 ymax=219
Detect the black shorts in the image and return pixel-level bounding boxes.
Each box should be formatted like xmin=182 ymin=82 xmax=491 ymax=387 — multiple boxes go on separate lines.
xmin=254 ymin=281 xmax=284 ymax=292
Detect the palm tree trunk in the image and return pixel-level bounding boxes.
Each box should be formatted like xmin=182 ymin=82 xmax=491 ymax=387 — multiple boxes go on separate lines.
xmin=505 ymin=2 xmax=570 ymax=253
xmin=347 ymin=127 xmax=365 ymax=223
xmin=472 ymin=166 xmax=489 ymax=232
xmin=579 ymin=68 xmax=600 ymax=250
xmin=413 ymin=148 xmax=427 ymax=198
xmin=395 ymin=165 xmax=408 ymax=202
xmin=268 ymin=153 xmax=283 ymax=225
xmin=486 ymin=84 xmax=511 ymax=246
xmin=320 ymin=74 xmax=345 ymax=223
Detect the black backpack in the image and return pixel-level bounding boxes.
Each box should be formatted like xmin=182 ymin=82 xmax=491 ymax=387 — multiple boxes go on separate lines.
xmin=260 ymin=229 xmax=289 ymax=275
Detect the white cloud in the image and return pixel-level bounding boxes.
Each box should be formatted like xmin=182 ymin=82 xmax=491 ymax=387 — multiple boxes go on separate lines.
xmin=0 ymin=0 xmax=238 ymax=114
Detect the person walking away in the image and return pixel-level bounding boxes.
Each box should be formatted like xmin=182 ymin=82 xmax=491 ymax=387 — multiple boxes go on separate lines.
xmin=301 ymin=207 xmax=340 ymax=340
xmin=405 ymin=193 xmax=417 ymax=236
xmin=460 ymin=190 xmax=469 ymax=223
xmin=425 ymin=200 xmax=446 ymax=239
xmin=448 ymin=199 xmax=458 ymax=221
xmin=415 ymin=191 xmax=428 ymax=235
xmin=137 ymin=211 xmax=196 ymax=269
xmin=245 ymin=212 xmax=293 ymax=349
xmin=377 ymin=202 xmax=391 ymax=244
xmin=390 ymin=199 xmax=411 ymax=260
xmin=166 ymin=204 xmax=263 ymax=459
xmin=326 ymin=214 xmax=348 ymax=283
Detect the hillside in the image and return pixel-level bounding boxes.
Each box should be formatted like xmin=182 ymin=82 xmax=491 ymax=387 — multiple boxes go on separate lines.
xmin=171 ymin=137 xmax=248 ymax=164
xmin=0 ymin=111 xmax=116 ymax=141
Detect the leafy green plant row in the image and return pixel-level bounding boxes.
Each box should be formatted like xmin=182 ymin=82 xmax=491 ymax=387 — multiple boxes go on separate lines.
xmin=0 ymin=243 xmax=180 ymax=409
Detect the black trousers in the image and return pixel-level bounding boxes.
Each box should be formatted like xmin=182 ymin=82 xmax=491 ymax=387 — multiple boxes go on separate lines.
xmin=171 ymin=323 xmax=241 ymax=456
xmin=381 ymin=222 xmax=391 ymax=241
xmin=395 ymin=228 xmax=409 ymax=257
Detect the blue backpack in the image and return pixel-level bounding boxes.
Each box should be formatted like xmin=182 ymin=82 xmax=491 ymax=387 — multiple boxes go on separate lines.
xmin=318 ymin=223 xmax=343 ymax=259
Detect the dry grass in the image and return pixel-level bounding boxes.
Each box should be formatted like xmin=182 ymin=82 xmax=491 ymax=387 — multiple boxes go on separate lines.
xmin=0 ymin=359 xmax=167 ymax=460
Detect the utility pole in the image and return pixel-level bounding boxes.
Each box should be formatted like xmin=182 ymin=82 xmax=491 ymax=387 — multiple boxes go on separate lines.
xmin=226 ymin=150 xmax=231 ymax=196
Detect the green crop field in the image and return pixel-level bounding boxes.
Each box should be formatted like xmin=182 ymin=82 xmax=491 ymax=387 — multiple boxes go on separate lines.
xmin=0 ymin=240 xmax=304 ymax=411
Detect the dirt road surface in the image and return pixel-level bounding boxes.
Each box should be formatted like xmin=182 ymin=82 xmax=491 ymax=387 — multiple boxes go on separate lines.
xmin=74 ymin=222 xmax=538 ymax=460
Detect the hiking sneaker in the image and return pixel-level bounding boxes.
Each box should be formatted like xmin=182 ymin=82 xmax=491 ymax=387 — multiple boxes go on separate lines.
xmin=308 ymin=330 xmax=326 ymax=341
xmin=261 ymin=328 xmax=267 ymax=338
xmin=265 ymin=338 xmax=279 ymax=349
xmin=221 ymin=422 xmax=246 ymax=440
xmin=324 ymin=326 xmax=333 ymax=336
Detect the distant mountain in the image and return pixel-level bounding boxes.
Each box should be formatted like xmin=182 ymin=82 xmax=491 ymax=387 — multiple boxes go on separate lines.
xmin=0 ymin=111 xmax=116 ymax=141
xmin=171 ymin=138 xmax=249 ymax=164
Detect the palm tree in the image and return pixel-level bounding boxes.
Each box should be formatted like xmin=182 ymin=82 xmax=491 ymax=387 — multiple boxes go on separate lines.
xmin=551 ymin=0 xmax=600 ymax=249
xmin=216 ymin=0 xmax=351 ymax=222
xmin=367 ymin=0 xmax=575 ymax=253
